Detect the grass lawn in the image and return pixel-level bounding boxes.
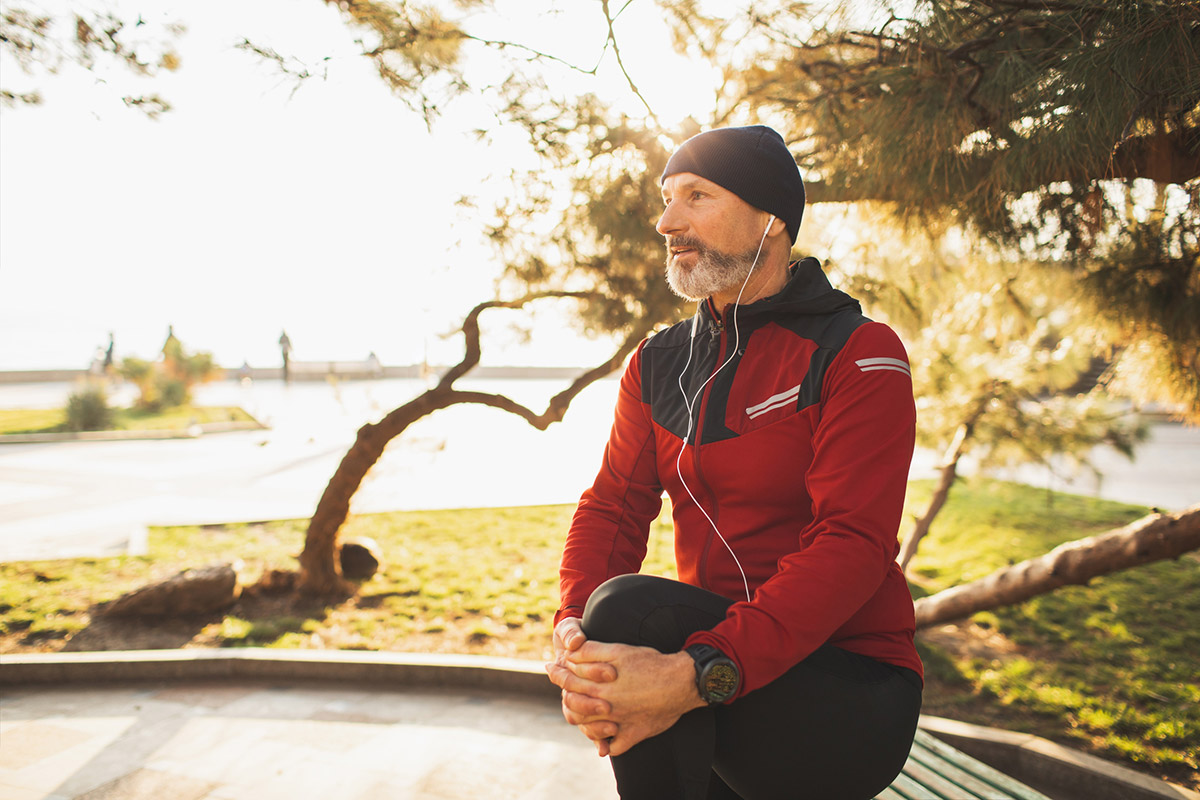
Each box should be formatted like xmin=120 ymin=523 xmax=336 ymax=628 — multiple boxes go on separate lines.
xmin=0 ymin=480 xmax=1195 ymax=787
xmin=0 ymin=404 xmax=256 ymax=435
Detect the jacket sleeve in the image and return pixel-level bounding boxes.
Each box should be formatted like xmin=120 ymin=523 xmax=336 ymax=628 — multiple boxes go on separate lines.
xmin=556 ymin=341 xmax=665 ymax=625
xmin=685 ymin=322 xmax=917 ymax=697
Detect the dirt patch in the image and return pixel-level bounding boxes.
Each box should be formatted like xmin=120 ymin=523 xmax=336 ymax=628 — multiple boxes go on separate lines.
xmin=920 ymin=620 xmax=1020 ymax=663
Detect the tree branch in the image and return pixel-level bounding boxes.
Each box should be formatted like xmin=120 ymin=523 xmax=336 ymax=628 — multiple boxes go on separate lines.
xmin=600 ymin=0 xmax=658 ymax=124
xmin=434 ymin=290 xmax=602 ymax=390
xmin=914 ymin=504 xmax=1200 ymax=628
xmin=803 ymin=126 xmax=1200 ymax=204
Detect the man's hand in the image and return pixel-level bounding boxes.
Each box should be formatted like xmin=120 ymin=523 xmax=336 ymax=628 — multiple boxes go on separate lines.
xmin=552 ymin=616 xmax=587 ymax=660
xmin=548 ymin=617 xmax=619 ymax=754
xmin=557 ymin=641 xmax=705 ymax=757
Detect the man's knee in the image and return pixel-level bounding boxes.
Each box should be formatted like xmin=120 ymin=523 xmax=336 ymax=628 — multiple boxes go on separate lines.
xmin=582 ymin=574 xmax=730 ymax=652
xmin=581 ymin=574 xmax=665 ymax=645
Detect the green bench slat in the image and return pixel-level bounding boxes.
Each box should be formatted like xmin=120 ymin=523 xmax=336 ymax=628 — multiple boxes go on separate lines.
xmin=874 ymin=730 xmax=1053 ymax=800
xmin=912 ymin=730 xmax=1051 ymax=800
xmin=901 ymin=756 xmax=995 ymax=800
xmin=885 ymin=770 xmax=950 ymax=799
xmin=906 ymin=739 xmax=1015 ymax=799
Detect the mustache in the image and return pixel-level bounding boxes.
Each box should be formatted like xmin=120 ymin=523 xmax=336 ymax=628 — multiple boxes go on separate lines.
xmin=666 ymin=235 xmax=706 ymax=251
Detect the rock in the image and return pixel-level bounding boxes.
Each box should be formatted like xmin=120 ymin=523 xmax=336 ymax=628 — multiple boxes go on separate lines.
xmin=339 ymin=536 xmax=384 ymax=580
xmin=103 ymin=562 xmax=242 ymax=617
xmin=252 ymin=568 xmax=297 ymax=594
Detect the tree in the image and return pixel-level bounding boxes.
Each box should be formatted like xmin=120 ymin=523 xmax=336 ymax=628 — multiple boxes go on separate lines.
xmin=286 ymin=6 xmax=690 ymax=593
xmin=0 ymin=6 xmax=182 ymax=115
xmin=733 ymin=0 xmax=1200 ymax=418
xmin=297 ymin=292 xmax=655 ymax=594
xmin=829 ymin=210 xmax=1148 ymax=572
xmin=914 ymin=503 xmax=1200 ymax=628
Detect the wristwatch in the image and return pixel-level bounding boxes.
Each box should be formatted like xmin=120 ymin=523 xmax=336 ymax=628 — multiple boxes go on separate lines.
xmin=685 ymin=644 xmax=740 ymax=705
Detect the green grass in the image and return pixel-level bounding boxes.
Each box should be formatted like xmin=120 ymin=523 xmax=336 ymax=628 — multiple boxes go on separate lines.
xmin=0 ymin=404 xmax=256 ymax=435
xmin=0 ymin=482 xmax=1194 ymax=787
xmin=905 ymin=479 xmax=1199 ymax=787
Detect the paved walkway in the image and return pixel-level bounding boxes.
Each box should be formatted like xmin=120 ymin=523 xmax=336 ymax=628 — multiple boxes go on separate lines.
xmin=1 ymin=680 xmax=614 ymax=800
xmin=0 ymin=378 xmax=621 ymax=562
xmin=1 ymin=652 xmax=616 ymax=800
xmin=3 ymin=379 xmax=1198 ymax=563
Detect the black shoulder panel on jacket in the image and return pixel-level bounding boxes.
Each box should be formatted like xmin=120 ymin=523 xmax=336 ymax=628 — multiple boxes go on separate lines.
xmin=641 ymin=308 xmax=870 ymax=444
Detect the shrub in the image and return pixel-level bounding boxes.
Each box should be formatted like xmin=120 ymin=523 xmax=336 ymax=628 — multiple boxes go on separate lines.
xmin=118 ymin=336 xmax=220 ymax=411
xmin=65 ymin=383 xmax=114 ymax=431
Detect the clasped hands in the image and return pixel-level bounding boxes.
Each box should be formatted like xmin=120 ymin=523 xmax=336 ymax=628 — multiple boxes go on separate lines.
xmin=545 ymin=617 xmax=704 ymax=757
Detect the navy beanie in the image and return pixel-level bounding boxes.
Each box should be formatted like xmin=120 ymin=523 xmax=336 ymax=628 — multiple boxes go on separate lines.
xmin=661 ymin=125 xmax=805 ymax=243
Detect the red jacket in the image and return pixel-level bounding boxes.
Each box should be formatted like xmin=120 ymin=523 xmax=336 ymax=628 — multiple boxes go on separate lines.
xmin=557 ymin=259 xmax=922 ymax=699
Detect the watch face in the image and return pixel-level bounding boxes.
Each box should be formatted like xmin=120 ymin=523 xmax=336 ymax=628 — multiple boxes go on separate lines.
xmin=705 ymin=663 xmax=739 ymax=702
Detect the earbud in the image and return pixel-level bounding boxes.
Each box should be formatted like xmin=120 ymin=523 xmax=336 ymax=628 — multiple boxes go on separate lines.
xmin=765 ymin=214 xmax=776 ymax=237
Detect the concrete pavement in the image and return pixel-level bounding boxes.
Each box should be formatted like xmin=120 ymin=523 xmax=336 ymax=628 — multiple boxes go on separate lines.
xmin=0 ymin=652 xmax=616 ymax=800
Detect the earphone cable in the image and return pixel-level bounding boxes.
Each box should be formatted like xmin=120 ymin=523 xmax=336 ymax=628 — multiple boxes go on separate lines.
xmin=673 ymin=219 xmax=773 ymax=604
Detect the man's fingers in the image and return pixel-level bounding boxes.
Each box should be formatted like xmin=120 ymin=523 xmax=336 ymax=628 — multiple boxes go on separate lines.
xmin=546 ymin=661 xmax=608 ymax=700
xmin=578 ymin=720 xmax=618 ymax=741
xmin=544 ymin=660 xmax=572 ymax=690
xmin=565 ymin=658 xmax=617 ymax=683
xmin=562 ymin=689 xmax=611 ymax=721
xmin=553 ymin=618 xmax=586 ymax=653
xmin=606 ymin=726 xmax=645 ymax=758
xmin=565 ymin=640 xmax=629 ymax=664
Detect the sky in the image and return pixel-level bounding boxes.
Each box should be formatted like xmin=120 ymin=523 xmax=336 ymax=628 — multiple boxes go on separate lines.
xmin=0 ymin=0 xmax=730 ymax=371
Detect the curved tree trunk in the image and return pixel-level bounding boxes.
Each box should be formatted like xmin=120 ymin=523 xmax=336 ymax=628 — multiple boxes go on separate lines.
xmin=295 ymin=292 xmax=651 ymax=595
xmin=898 ymin=394 xmax=990 ymax=574
xmin=297 ymin=390 xmax=462 ymax=595
xmin=898 ymin=425 xmax=968 ymax=574
xmin=914 ymin=504 xmax=1200 ymax=629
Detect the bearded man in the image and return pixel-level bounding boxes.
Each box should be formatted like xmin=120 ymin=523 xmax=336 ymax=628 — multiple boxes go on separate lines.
xmin=546 ymin=125 xmax=923 ymax=800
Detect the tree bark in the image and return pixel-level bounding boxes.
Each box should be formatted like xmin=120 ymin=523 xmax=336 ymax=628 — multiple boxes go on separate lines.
xmin=898 ymin=423 xmax=971 ymax=574
xmin=898 ymin=394 xmax=990 ymax=574
xmin=914 ymin=504 xmax=1200 ymax=629
xmin=295 ymin=292 xmax=650 ymax=595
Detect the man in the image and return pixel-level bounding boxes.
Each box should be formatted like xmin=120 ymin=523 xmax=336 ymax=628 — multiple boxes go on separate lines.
xmin=545 ymin=125 xmax=923 ymax=800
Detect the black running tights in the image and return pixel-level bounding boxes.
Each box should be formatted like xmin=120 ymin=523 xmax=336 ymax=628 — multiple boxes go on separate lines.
xmin=581 ymin=574 xmax=922 ymax=800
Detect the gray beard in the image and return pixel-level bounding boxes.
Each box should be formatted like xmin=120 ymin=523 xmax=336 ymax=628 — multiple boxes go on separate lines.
xmin=665 ymin=237 xmax=761 ymax=302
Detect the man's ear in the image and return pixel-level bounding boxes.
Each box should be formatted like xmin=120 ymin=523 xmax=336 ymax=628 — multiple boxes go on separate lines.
xmin=765 ymin=215 xmax=787 ymax=239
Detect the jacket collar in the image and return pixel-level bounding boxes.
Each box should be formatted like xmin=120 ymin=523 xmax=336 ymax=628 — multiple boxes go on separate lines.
xmin=699 ymin=257 xmax=861 ymax=325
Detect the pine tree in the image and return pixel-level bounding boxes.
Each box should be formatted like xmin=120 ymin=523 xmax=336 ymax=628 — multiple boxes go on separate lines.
xmin=739 ymin=0 xmax=1200 ymax=417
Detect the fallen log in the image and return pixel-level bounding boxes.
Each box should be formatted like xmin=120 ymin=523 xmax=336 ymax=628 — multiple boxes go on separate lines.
xmin=914 ymin=504 xmax=1200 ymax=629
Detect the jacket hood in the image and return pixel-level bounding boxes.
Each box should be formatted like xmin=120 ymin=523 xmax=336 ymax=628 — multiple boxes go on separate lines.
xmin=701 ymin=257 xmax=861 ymax=323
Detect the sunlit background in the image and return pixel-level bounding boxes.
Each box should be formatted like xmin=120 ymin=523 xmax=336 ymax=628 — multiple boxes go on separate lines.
xmin=0 ymin=0 xmax=730 ymax=371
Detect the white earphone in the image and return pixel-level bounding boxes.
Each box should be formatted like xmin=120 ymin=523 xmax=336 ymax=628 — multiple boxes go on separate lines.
xmin=674 ymin=212 xmax=777 ymax=604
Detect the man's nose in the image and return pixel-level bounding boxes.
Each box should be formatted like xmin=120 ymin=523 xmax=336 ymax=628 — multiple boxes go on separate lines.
xmin=656 ymin=202 xmax=685 ymax=236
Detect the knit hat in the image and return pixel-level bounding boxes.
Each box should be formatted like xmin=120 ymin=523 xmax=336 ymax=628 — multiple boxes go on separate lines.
xmin=661 ymin=125 xmax=805 ymax=243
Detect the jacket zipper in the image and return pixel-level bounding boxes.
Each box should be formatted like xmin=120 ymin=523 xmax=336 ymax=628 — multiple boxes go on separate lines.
xmin=692 ymin=310 xmax=727 ymax=591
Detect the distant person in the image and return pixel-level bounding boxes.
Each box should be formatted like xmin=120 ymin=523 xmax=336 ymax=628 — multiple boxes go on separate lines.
xmin=278 ymin=330 xmax=293 ymax=384
xmin=366 ymin=351 xmax=383 ymax=378
xmin=102 ymin=332 xmax=115 ymax=373
xmin=161 ymin=325 xmax=180 ymax=356
xmin=546 ymin=125 xmax=922 ymax=799
xmin=238 ymin=360 xmax=252 ymax=386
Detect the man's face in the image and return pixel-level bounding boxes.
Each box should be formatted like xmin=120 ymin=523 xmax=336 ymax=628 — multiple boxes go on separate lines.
xmin=657 ymin=173 xmax=768 ymax=302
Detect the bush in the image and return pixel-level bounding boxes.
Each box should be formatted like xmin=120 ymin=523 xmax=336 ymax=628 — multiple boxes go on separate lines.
xmin=65 ymin=384 xmax=114 ymax=431
xmin=118 ymin=338 xmax=219 ymax=412
xmin=157 ymin=376 xmax=189 ymax=408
